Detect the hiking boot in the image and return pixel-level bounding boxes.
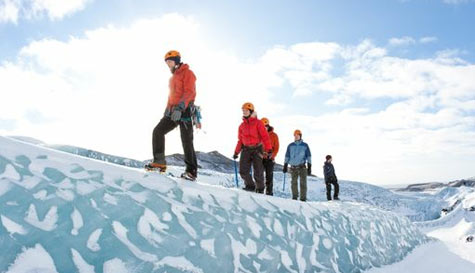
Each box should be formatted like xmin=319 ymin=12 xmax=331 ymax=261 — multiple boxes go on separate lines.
xmin=242 ymin=186 xmax=256 ymax=192
xmin=255 ymin=188 xmax=264 ymax=194
xmin=145 ymin=162 xmax=166 ymax=173
xmin=180 ymin=172 xmax=197 ymax=181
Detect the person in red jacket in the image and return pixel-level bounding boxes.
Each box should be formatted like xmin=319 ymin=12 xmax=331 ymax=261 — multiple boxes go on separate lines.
xmin=233 ymin=103 xmax=272 ymax=193
xmin=145 ymin=50 xmax=198 ymax=181
xmin=261 ymin=117 xmax=279 ymax=195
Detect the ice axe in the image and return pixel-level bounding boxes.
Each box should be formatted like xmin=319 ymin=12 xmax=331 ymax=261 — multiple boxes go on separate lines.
xmin=282 ymin=173 xmax=286 ymax=192
xmin=233 ymin=159 xmax=239 ymax=187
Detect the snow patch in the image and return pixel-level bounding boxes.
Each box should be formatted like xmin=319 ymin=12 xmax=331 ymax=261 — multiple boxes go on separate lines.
xmin=33 ymin=189 xmax=48 ymax=200
xmin=71 ymin=207 xmax=83 ymax=235
xmin=3 ymin=164 xmax=21 ymax=180
xmin=112 ymin=221 xmax=157 ymax=262
xmin=137 ymin=208 xmax=168 ymax=245
xmin=103 ymin=258 xmax=128 ymax=273
xmin=24 ymin=204 xmax=58 ymax=231
xmin=200 ymin=238 xmax=215 ymax=257
xmin=86 ymin=228 xmax=102 ymax=252
xmin=6 ymin=244 xmax=58 ymax=273
xmin=156 ymin=256 xmax=204 ymax=273
xmin=1 ymin=215 xmax=28 ymax=235
xmin=71 ymin=248 xmax=95 ymax=273
xmin=104 ymin=192 xmax=118 ymax=205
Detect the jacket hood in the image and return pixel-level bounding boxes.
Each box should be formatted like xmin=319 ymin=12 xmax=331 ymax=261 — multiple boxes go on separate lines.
xmin=174 ymin=63 xmax=189 ymax=74
xmin=243 ymin=111 xmax=258 ymax=120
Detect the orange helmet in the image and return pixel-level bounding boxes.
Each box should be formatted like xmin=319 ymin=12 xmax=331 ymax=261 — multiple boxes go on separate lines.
xmin=294 ymin=129 xmax=302 ymax=136
xmin=261 ymin=117 xmax=270 ymax=126
xmin=242 ymin=102 xmax=254 ymax=111
xmin=164 ymin=50 xmax=181 ymax=61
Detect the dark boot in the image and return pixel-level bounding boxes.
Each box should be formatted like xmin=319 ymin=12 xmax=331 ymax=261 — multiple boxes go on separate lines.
xmin=242 ymin=186 xmax=256 ymax=192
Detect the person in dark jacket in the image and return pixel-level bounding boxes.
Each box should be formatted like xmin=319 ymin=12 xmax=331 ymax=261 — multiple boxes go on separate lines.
xmin=283 ymin=130 xmax=311 ymax=201
xmin=323 ymin=155 xmax=339 ymax=200
xmin=233 ymin=102 xmax=272 ymax=193
xmin=261 ymin=117 xmax=279 ymax=196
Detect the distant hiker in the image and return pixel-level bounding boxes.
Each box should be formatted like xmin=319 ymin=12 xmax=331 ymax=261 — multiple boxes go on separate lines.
xmin=323 ymin=155 xmax=339 ymax=200
xmin=233 ymin=103 xmax=273 ymax=193
xmin=145 ymin=50 xmax=199 ymax=181
xmin=261 ymin=117 xmax=279 ymax=196
xmin=283 ymin=130 xmax=311 ymax=201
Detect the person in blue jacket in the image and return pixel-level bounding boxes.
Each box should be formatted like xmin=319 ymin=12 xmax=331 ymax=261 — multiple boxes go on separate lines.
xmin=283 ymin=130 xmax=312 ymax=201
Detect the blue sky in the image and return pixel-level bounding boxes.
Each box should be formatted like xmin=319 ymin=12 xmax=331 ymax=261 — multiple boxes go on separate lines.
xmin=2 ymin=0 xmax=475 ymax=60
xmin=1 ymin=0 xmax=475 ymax=185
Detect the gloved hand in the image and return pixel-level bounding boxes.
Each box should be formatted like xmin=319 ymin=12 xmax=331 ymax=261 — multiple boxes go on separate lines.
xmin=233 ymin=154 xmax=238 ymax=160
xmin=283 ymin=163 xmax=288 ymax=173
xmin=171 ymin=109 xmax=182 ymax=122
xmin=307 ymin=163 xmax=312 ymax=175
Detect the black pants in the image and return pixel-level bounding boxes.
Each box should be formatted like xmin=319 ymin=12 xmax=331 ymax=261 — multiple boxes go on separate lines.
xmin=325 ymin=178 xmax=339 ymax=200
xmin=152 ymin=116 xmax=197 ymax=176
xmin=239 ymin=146 xmax=265 ymax=191
xmin=263 ymin=159 xmax=274 ymax=195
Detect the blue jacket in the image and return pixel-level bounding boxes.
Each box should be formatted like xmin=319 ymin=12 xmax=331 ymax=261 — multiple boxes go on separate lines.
xmin=284 ymin=140 xmax=311 ymax=166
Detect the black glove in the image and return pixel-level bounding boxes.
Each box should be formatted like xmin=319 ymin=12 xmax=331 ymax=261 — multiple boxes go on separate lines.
xmin=307 ymin=163 xmax=312 ymax=175
xmin=233 ymin=154 xmax=238 ymax=160
xmin=283 ymin=163 xmax=288 ymax=173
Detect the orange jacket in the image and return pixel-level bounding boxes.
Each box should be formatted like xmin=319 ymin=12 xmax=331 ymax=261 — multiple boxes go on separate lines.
xmin=167 ymin=64 xmax=196 ymax=110
xmin=235 ymin=117 xmax=272 ymax=155
xmin=268 ymin=127 xmax=279 ymax=160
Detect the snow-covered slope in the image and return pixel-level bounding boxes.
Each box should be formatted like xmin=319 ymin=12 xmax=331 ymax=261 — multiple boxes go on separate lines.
xmin=415 ymin=188 xmax=475 ymax=262
xmin=0 ymin=136 xmax=428 ymax=273
xmin=9 ymin=136 xmax=284 ymax=174
xmin=9 ymin=136 xmax=443 ymax=222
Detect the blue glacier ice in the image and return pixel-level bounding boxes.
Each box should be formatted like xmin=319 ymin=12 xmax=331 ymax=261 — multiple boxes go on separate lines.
xmin=0 ymin=136 xmax=429 ymax=273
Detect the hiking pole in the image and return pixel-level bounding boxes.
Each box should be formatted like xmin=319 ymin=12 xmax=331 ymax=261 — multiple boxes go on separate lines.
xmin=233 ymin=159 xmax=239 ymax=187
xmin=282 ymin=173 xmax=286 ymax=191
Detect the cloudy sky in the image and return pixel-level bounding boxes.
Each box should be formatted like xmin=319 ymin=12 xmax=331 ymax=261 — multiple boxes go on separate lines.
xmin=1 ymin=0 xmax=475 ymax=185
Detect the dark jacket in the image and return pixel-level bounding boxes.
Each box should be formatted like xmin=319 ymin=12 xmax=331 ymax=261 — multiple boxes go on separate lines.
xmin=323 ymin=162 xmax=337 ymax=182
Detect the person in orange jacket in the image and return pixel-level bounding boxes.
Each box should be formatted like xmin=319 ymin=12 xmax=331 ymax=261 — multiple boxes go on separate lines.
xmin=145 ymin=50 xmax=198 ymax=181
xmin=261 ymin=117 xmax=279 ymax=195
xmin=233 ymin=103 xmax=272 ymax=193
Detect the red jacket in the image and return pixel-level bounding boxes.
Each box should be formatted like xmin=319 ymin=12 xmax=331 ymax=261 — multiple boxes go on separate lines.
xmin=167 ymin=64 xmax=196 ymax=110
xmin=235 ymin=117 xmax=272 ymax=155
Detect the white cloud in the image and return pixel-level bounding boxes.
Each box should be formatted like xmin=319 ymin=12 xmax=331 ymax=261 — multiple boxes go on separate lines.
xmin=419 ymin=36 xmax=438 ymax=43
xmin=0 ymin=0 xmax=91 ymax=23
xmin=443 ymin=0 xmax=474 ymax=4
xmin=0 ymin=0 xmax=19 ymax=23
xmin=1 ymin=14 xmax=474 ymax=185
xmin=388 ymin=36 xmax=416 ymax=46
